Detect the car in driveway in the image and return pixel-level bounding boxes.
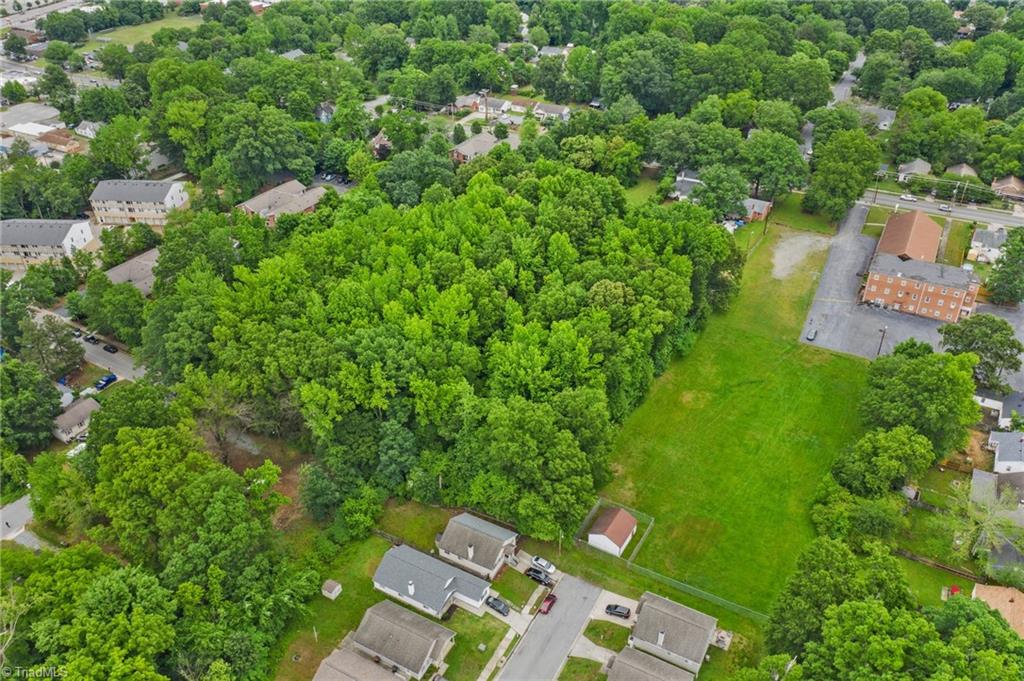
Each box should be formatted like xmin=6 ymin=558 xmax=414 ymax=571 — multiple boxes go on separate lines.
xmin=805 ymin=328 xmax=818 ymax=341
xmin=532 ymin=556 xmax=556 ymax=573
xmin=539 ymin=593 xmax=557 ymax=614
xmin=84 ymin=334 xmax=100 ymax=345
xmin=525 ymin=567 xmax=554 ymax=586
xmin=102 ymin=344 xmax=119 ymax=354
xmin=899 ymin=194 xmax=918 ymax=202
xmin=71 ymin=328 xmax=82 ymax=338
xmin=605 ymin=604 xmax=631 ymax=619
xmin=486 ymin=596 xmax=510 ymax=616
xmin=94 ymin=374 xmax=117 ymax=390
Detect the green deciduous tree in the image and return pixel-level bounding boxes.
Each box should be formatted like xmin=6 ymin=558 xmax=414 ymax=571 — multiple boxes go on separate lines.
xmin=17 ymin=315 xmax=84 ymax=381
xmin=742 ymin=131 xmax=808 ymax=201
xmin=939 ymin=313 xmax=1024 ymax=392
xmin=691 ymin=163 xmax=749 ymax=220
xmin=833 ymin=426 xmax=934 ymax=498
xmin=0 ymin=359 xmax=61 ymax=452
xmin=988 ymin=228 xmax=1024 ymax=306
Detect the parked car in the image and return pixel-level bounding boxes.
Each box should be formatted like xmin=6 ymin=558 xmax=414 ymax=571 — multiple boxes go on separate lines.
xmin=899 ymin=194 xmax=918 ymax=202
xmin=485 ymin=596 xmax=510 ymax=616
xmin=805 ymin=328 xmax=818 ymax=341
xmin=71 ymin=328 xmax=82 ymax=338
xmin=323 ymin=173 xmax=334 ymax=181
xmin=539 ymin=594 xmax=557 ymax=614
xmin=84 ymin=334 xmax=100 ymax=345
xmin=525 ymin=567 xmax=553 ymax=586
xmin=939 ymin=204 xmax=952 ymax=212
xmin=94 ymin=374 xmax=117 ymax=390
xmin=102 ymin=344 xmax=118 ymax=354
xmin=531 ymin=556 xmax=556 ymax=573
xmin=605 ymin=604 xmax=631 ymax=619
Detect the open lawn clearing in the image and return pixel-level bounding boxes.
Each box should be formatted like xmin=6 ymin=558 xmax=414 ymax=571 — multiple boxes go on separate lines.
xmin=377 ymin=499 xmax=453 ymax=550
xmin=768 ymin=193 xmax=834 ymax=233
xmin=558 ymin=657 xmax=604 ymax=681
xmin=493 ymin=567 xmax=538 ymax=610
xmin=602 ymin=223 xmax=868 ymax=612
xmin=899 ymin=557 xmax=975 ymax=608
xmin=941 ymin=220 xmax=974 ymax=266
xmin=918 ymin=467 xmax=969 ymax=509
xmin=583 ymin=620 xmax=630 ymax=651
xmin=624 ymin=177 xmax=658 ymax=206
xmin=77 ymin=15 xmax=203 ymax=52
xmin=270 ymin=535 xmax=390 ymax=681
xmin=444 ymin=609 xmax=510 ymax=681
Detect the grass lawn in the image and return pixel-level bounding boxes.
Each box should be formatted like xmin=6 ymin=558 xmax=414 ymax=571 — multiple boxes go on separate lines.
xmin=443 ymin=609 xmax=509 ymax=681
xmin=918 ymin=467 xmax=969 ymax=510
xmin=899 ymin=557 xmax=975 ymax=608
xmin=583 ymin=620 xmax=630 ymax=651
xmin=77 ymin=15 xmax=203 ymax=52
xmin=492 ymin=568 xmax=538 ymax=610
xmin=602 ymin=223 xmax=868 ymax=613
xmin=941 ymin=220 xmax=974 ymax=266
xmin=269 ymin=535 xmax=390 ymax=681
xmin=624 ymin=177 xmax=658 ymax=206
xmin=377 ymin=499 xmax=453 ymax=551
xmin=866 ymin=205 xmax=895 ymax=226
xmin=558 ymin=657 xmax=604 ymax=681
xmin=862 ymin=223 xmax=884 ymax=238
xmin=67 ymin=362 xmax=107 ymax=391
xmin=899 ymin=507 xmax=977 ymax=573
xmin=767 ymin=193 xmax=834 ymax=234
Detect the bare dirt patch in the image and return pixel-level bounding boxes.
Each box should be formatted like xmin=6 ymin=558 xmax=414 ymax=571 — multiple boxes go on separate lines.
xmin=772 ymin=233 xmax=830 ymax=280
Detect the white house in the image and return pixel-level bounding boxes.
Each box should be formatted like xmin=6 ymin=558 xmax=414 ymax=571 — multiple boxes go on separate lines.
xmin=587 ymin=507 xmax=638 ymax=557
xmin=89 ymin=180 xmax=189 ymax=228
xmin=53 ymin=397 xmax=101 ymax=443
xmin=372 ymin=545 xmax=490 ymax=618
xmin=0 ymin=219 xmax=93 ymax=266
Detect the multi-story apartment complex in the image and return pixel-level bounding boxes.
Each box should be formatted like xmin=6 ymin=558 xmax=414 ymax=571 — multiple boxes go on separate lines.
xmin=0 ymin=219 xmax=93 ymax=266
xmin=89 ymin=180 xmax=188 ymax=229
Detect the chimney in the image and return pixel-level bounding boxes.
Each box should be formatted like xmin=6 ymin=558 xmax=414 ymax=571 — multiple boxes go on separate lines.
xmin=467 ymin=543 xmax=475 ymax=561
xmin=657 ymin=631 xmax=665 ymax=647
xmin=407 ymin=580 xmax=415 ymax=597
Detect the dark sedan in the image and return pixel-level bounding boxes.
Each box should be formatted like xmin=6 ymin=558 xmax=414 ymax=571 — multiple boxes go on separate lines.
xmin=485 ymin=596 xmax=510 ymax=616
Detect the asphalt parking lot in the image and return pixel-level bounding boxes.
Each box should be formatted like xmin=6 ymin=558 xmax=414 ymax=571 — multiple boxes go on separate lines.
xmin=498 ymin=575 xmax=601 ymax=681
xmin=802 ymin=202 xmax=1024 ymax=391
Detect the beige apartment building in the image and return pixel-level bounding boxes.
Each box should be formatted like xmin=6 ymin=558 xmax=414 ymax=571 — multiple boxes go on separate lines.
xmin=89 ymin=180 xmax=188 ymax=228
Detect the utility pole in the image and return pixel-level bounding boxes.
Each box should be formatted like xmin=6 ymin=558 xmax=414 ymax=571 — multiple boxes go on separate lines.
xmin=480 ymin=88 xmax=490 ymax=124
xmin=876 ymin=325 xmax=888 ymax=357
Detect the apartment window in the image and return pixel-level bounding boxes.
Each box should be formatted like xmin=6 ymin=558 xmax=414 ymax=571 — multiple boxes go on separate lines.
xmin=950 ymin=303 xmax=957 ymax=310
xmin=914 ymin=282 xmax=921 ymax=289
xmin=965 ymin=297 xmax=972 ymax=304
xmin=921 ymin=308 xmax=929 ymax=314
xmin=900 ymin=280 xmax=907 ymax=287
xmin=912 ymin=294 xmax=918 ymax=301
xmin=907 ymin=306 xmax=915 ymax=312
xmin=937 ymin=299 xmax=944 ymax=307
xmin=884 ymin=288 xmax=891 ymax=294
xmin=924 ymin=296 xmax=931 ymax=303
xmin=887 ymin=277 xmax=894 ymax=284
xmin=946 ymin=314 xmax=953 ymax=320
xmin=953 ymin=291 xmax=961 ymax=298
xmin=870 ymin=285 xmax=877 ymax=292
xmin=934 ymin=311 xmax=941 ymax=317
xmin=897 ymin=290 xmax=904 ymax=297
xmin=872 ymin=274 xmax=880 ymax=281
xmin=941 ymin=288 xmax=947 ymax=295
xmin=928 ymin=286 xmax=935 ymax=292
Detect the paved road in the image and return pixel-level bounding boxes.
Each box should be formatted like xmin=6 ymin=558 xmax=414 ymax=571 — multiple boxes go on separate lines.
xmin=1 ymin=495 xmax=43 ymax=549
xmin=0 ymin=56 xmax=120 ymax=90
xmin=33 ymin=308 xmax=146 ymax=380
xmin=0 ymin=0 xmax=91 ymax=31
xmin=802 ymin=201 xmax=1024 ymax=392
xmin=831 ymin=51 xmax=866 ymax=104
xmin=869 ymin=190 xmax=1024 ymax=228
xmin=498 ymin=575 xmax=602 ymax=681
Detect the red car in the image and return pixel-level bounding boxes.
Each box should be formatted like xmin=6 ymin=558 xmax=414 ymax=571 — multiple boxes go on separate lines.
xmin=539 ymin=593 xmax=557 ymax=614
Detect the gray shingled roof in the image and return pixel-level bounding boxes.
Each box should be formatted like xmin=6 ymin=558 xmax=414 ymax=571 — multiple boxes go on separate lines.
xmin=898 ymin=158 xmax=932 ymax=175
xmin=54 ymin=397 xmax=100 ymax=431
xmin=90 ymin=180 xmax=178 ymax=203
xmin=453 ymin=132 xmax=520 ymax=160
xmin=993 ymin=432 xmax=1024 ymax=468
xmin=634 ymin=593 xmax=716 ymax=664
xmin=437 ymin=513 xmax=517 ymax=571
xmin=280 ymin=48 xmax=306 ymax=60
xmin=534 ymin=102 xmax=569 ymax=116
xmin=972 ymin=228 xmax=1008 ymax=250
xmin=0 ymin=219 xmax=86 ymax=247
xmin=609 ymin=648 xmax=695 ymax=681
xmin=352 ymin=601 xmax=454 ymax=676
xmin=868 ymin=253 xmax=979 ymax=288
xmin=1001 ymin=393 xmax=1024 ymax=421
xmin=104 ymin=247 xmax=158 ymax=296
xmin=237 ymin=180 xmax=326 ymax=218
xmin=373 ymin=545 xmax=490 ymax=614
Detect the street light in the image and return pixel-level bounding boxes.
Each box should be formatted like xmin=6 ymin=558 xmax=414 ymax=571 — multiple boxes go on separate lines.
xmin=876 ymin=325 xmax=888 ymax=357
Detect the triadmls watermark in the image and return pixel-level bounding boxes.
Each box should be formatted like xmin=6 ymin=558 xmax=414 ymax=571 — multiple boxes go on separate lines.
xmin=0 ymin=667 xmax=67 ymax=679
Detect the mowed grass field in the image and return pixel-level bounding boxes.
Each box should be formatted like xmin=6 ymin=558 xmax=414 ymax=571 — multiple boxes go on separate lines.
xmin=78 ymin=15 xmax=203 ymax=52
xmin=602 ymin=223 xmax=869 ymax=612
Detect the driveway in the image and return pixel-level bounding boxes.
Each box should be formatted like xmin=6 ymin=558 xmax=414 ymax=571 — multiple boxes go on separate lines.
xmin=498 ymin=575 xmax=601 ymax=681
xmin=802 ymin=202 xmax=1024 ymax=391
xmin=1 ymin=495 xmax=43 ymax=549
xmin=830 ymin=51 xmax=865 ymax=104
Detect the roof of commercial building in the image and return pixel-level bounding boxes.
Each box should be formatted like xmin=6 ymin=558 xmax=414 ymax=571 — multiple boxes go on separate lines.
xmin=877 ymin=211 xmax=942 ymax=262
xmin=54 ymin=397 xmax=101 ymax=431
xmin=973 ymin=584 xmax=1024 ymax=638
xmin=0 ymin=219 xmax=87 ymax=247
xmin=104 ymin=247 xmax=158 ymax=296
xmin=437 ymin=513 xmax=517 ymax=570
xmin=237 ymin=180 xmax=326 ymax=220
xmin=868 ymin=253 xmax=979 ymax=288
xmin=89 ymin=180 xmax=180 ymax=203
xmin=352 ymin=600 xmax=455 ymax=676
xmin=589 ymin=507 xmax=638 ymax=548
xmin=373 ymin=545 xmax=490 ymax=614
xmin=634 ymin=593 xmax=717 ymax=664
xmin=608 ymin=648 xmax=695 ymax=681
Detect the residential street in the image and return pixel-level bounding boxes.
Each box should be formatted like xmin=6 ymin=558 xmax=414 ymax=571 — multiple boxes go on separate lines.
xmin=33 ymin=307 xmax=146 ymax=380
xmin=1 ymin=495 xmax=43 ymax=550
xmin=0 ymin=56 xmax=120 ymax=90
xmin=870 ymin=190 xmax=1024 ymax=228
xmin=497 ymin=575 xmax=602 ymax=681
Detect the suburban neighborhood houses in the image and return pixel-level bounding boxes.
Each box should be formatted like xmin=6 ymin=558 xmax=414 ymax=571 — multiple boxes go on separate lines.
xmin=5 ymin=2 xmax=1024 ymax=681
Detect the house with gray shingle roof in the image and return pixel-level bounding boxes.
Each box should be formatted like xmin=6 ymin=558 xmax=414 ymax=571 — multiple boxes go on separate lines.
xmin=437 ymin=513 xmax=518 ymax=579
xmin=629 ymin=593 xmax=717 ymax=676
xmin=280 ymin=48 xmax=306 ymax=60
xmin=350 ymin=600 xmax=455 ymax=680
xmin=450 ymin=131 xmax=520 ymax=164
xmin=897 ymin=158 xmax=932 ymax=181
xmin=53 ymin=397 xmax=101 ymax=443
xmin=991 ymin=431 xmax=1024 ymax=474
xmin=373 ymin=544 xmax=490 ymax=617
xmin=968 ymin=227 xmax=1009 ymax=263
xmin=609 ymin=647 xmax=695 ymax=681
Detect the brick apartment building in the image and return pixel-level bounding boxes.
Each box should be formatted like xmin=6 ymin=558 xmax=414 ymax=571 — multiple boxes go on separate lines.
xmin=862 ymin=210 xmax=980 ymax=322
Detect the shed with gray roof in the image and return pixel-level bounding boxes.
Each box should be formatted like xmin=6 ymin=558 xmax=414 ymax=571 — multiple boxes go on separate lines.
xmin=351 ymin=600 xmax=455 ymax=680
xmin=609 ymin=647 xmax=695 ymax=681
xmin=436 ymin=513 xmax=518 ymax=579
xmin=629 ymin=592 xmax=716 ymax=676
xmin=373 ymin=544 xmax=490 ymax=617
